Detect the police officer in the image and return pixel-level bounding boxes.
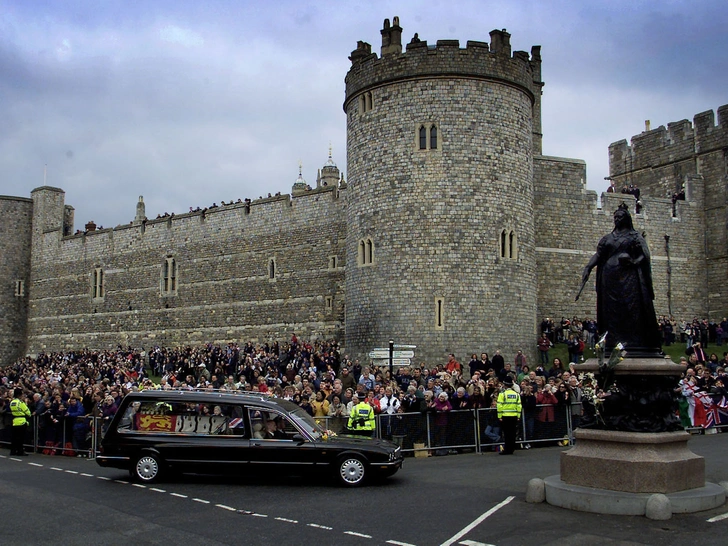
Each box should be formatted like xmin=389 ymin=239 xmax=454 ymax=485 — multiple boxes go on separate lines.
xmin=497 ymin=378 xmax=522 ymax=455
xmin=10 ymin=388 xmax=31 ymax=456
xmin=347 ymin=392 xmax=376 ymax=438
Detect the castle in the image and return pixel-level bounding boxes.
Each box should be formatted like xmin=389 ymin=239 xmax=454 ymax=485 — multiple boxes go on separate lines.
xmin=1 ymin=18 xmax=726 ymax=368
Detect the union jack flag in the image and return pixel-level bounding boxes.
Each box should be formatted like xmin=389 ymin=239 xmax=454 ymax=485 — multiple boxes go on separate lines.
xmin=229 ymin=417 xmax=244 ymax=429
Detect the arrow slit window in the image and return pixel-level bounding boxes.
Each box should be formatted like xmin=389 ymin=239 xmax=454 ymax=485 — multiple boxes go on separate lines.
xmin=435 ymin=297 xmax=445 ymax=330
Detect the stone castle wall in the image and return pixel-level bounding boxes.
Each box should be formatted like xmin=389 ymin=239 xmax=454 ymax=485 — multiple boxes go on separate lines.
xmin=344 ymin=22 xmax=539 ymax=366
xmin=26 ymin=187 xmax=347 ymax=355
xmin=608 ymin=105 xmax=728 ymax=319
xmin=534 ymin=156 xmax=707 ymax=326
xmin=0 ymin=195 xmax=33 ymax=364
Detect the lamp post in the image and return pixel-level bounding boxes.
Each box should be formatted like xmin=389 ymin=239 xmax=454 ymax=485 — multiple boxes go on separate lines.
xmin=388 ymin=339 xmax=394 ymax=382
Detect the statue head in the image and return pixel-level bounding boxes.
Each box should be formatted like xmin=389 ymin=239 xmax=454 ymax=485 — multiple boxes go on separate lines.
xmin=613 ymin=203 xmax=634 ymax=230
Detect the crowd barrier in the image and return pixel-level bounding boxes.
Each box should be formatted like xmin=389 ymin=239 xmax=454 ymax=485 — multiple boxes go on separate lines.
xmin=2 ymin=404 xmax=718 ymax=459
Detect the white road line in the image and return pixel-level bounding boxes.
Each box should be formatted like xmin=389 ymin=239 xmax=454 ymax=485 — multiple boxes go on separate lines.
xmin=29 ymin=462 xmax=43 ymax=467
xmin=150 ymin=487 xmax=167 ymax=493
xmin=132 ymin=483 xmax=147 ymax=488
xmin=345 ymin=531 xmax=372 ymax=538
xmin=440 ymin=496 xmax=515 ymax=546
xmin=0 ymin=454 xmax=6 ymax=458
xmin=193 ymin=498 xmax=210 ymax=504
xmin=170 ymin=493 xmax=188 ymax=498
xmin=275 ymin=517 xmax=298 ymax=524
xmin=707 ymin=512 xmax=728 ymax=523
xmin=97 ymin=476 xmax=111 ymax=481
xmin=215 ymin=504 xmax=237 ymax=511
xmin=386 ymin=540 xmax=417 ymax=546
xmin=114 ymin=480 xmax=129 ymax=484
xmin=50 ymin=467 xmax=63 ymax=471
xmin=460 ymin=541 xmax=495 ymax=546
xmin=308 ymin=523 xmax=333 ymax=531
xmin=80 ymin=472 xmax=94 ymax=477
xmin=251 ymin=513 xmax=268 ymax=518
xmin=65 ymin=470 xmax=79 ymax=474
xmin=9 ymin=457 xmax=22 ymax=462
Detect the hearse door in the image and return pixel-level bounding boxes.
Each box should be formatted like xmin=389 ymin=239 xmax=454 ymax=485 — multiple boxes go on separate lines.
xmin=248 ymin=409 xmax=320 ymax=470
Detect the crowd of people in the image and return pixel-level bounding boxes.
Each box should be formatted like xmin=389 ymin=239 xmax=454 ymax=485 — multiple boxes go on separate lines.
xmin=2 ymin=325 xmax=728 ymax=457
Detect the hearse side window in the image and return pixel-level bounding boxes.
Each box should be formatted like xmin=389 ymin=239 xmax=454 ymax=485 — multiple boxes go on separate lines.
xmin=117 ymin=400 xmax=246 ymax=436
xmin=249 ymin=409 xmax=298 ymax=440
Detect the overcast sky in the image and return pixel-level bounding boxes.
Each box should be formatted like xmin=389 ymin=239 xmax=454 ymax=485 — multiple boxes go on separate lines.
xmin=2 ymin=0 xmax=726 ymax=228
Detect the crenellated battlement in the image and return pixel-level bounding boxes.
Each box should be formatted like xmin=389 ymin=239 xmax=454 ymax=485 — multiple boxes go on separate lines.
xmin=609 ymin=104 xmax=728 ymax=177
xmin=344 ymin=17 xmax=541 ymax=111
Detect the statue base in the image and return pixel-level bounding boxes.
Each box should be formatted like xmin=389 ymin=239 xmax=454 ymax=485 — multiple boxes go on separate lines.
xmin=573 ymin=357 xmax=684 ymax=432
xmin=561 ymin=429 xmax=703 ymax=493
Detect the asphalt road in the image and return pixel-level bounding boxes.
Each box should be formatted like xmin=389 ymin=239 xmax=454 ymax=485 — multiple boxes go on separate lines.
xmin=2 ymin=433 xmax=728 ymax=546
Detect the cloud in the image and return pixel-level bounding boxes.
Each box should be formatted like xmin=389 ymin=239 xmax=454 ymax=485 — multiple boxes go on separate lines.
xmin=159 ymin=24 xmax=204 ymax=47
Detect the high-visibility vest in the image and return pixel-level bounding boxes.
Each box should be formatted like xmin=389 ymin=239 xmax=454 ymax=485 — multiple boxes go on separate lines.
xmin=10 ymin=398 xmax=30 ymax=427
xmin=497 ymin=389 xmax=522 ymax=418
xmin=347 ymin=402 xmax=376 ymax=430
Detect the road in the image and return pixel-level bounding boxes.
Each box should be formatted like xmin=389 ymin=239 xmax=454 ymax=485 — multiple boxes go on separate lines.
xmin=2 ymin=433 xmax=728 ymax=545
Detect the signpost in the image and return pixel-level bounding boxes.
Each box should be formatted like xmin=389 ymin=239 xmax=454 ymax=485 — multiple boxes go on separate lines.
xmin=368 ymin=343 xmax=417 ymax=376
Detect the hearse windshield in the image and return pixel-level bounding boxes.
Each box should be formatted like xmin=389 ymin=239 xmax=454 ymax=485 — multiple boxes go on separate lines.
xmin=287 ymin=406 xmax=326 ymax=440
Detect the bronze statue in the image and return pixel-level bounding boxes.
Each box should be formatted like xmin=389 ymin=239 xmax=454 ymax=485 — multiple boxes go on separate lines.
xmin=578 ymin=203 xmax=662 ymax=357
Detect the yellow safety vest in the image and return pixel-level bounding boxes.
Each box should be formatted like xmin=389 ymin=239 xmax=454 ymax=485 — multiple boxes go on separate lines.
xmin=497 ymin=389 xmax=522 ymax=418
xmin=10 ymin=398 xmax=30 ymax=427
xmin=348 ymin=402 xmax=376 ymax=431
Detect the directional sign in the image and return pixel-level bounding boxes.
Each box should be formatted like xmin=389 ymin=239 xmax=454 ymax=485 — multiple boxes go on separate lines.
xmin=393 ymin=344 xmax=417 ymax=349
xmin=393 ymin=350 xmax=414 ymax=359
xmin=368 ymin=351 xmax=391 ymax=359
xmin=370 ymin=358 xmax=411 ymax=367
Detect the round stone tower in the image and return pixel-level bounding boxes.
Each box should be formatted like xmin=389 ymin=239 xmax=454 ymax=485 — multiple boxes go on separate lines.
xmin=344 ymin=17 xmax=543 ymax=366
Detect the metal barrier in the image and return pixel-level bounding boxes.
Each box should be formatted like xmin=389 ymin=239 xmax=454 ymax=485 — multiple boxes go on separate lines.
xmin=9 ymin=403 xmax=721 ymax=459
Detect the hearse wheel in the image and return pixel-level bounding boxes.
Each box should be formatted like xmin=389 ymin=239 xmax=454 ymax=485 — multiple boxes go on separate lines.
xmin=133 ymin=453 xmax=163 ymax=483
xmin=337 ymin=455 xmax=367 ymax=487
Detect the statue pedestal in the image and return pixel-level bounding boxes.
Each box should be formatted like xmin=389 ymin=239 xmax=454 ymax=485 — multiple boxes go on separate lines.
xmin=538 ymin=357 xmax=726 ymax=517
xmin=561 ymin=429 xmax=703 ymax=493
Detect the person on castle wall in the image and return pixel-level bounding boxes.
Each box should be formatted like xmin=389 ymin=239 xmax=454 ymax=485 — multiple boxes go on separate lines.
xmin=578 ymin=203 xmax=662 ymax=355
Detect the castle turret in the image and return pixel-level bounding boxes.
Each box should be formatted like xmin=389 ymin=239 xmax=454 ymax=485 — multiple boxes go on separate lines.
xmin=292 ymin=161 xmax=308 ymax=194
xmin=134 ymin=196 xmax=147 ymax=224
xmin=344 ymin=18 xmax=541 ymax=364
xmin=319 ymin=144 xmax=340 ymax=188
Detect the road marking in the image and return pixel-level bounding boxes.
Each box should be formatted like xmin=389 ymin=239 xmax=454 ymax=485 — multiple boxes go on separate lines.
xmin=707 ymin=512 xmax=728 ymax=523
xmin=80 ymin=472 xmax=94 ymax=477
xmin=132 ymin=483 xmax=147 ymax=488
xmin=216 ymin=504 xmax=237 ymax=511
xmin=150 ymin=487 xmax=166 ymax=493
xmin=9 ymin=457 xmax=23 ymax=462
xmin=251 ymin=513 xmax=268 ymax=518
xmin=0 ymin=455 xmax=6 ymax=458
xmin=308 ymin=523 xmax=333 ymax=530
xmin=51 ymin=467 xmax=63 ymax=471
xmin=29 ymin=462 xmax=44 ymax=467
xmin=193 ymin=498 xmax=210 ymax=504
xmin=275 ymin=517 xmax=298 ymax=524
xmin=345 ymin=531 xmax=372 ymax=538
xmin=114 ymin=480 xmax=129 ymax=484
xmin=460 ymin=541 xmax=495 ymax=546
xmin=440 ymin=496 xmax=515 ymax=546
xmin=97 ymin=476 xmax=111 ymax=481
xmin=386 ymin=541 xmax=417 ymax=546
xmin=65 ymin=470 xmax=79 ymax=474
xmin=170 ymin=493 xmax=188 ymax=498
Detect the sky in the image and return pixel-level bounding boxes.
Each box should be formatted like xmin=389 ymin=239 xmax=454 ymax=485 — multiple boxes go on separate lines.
xmin=1 ymin=0 xmax=726 ymax=228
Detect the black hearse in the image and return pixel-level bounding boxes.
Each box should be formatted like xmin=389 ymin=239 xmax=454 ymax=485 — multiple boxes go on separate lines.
xmin=96 ymin=390 xmax=403 ymax=486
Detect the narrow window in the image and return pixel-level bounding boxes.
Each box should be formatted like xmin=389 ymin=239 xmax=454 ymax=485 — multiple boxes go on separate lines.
xmin=162 ymin=257 xmax=178 ymax=295
xmin=365 ymin=92 xmax=372 ymax=111
xmin=358 ymin=240 xmax=366 ymax=266
xmin=325 ymin=296 xmax=333 ymax=313
xmin=14 ymin=280 xmax=24 ymax=297
xmin=269 ymin=258 xmax=276 ymax=280
xmin=509 ymin=231 xmax=515 ymax=259
xmin=419 ymin=125 xmax=427 ymax=150
xmin=329 ymin=256 xmax=338 ymax=270
xmin=500 ymin=230 xmax=507 ymax=258
xmin=430 ymin=124 xmax=438 ymax=149
xmin=92 ymin=267 xmax=104 ymax=299
xmin=435 ymin=297 xmax=445 ymax=330
xmin=366 ymin=239 xmax=374 ymax=265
